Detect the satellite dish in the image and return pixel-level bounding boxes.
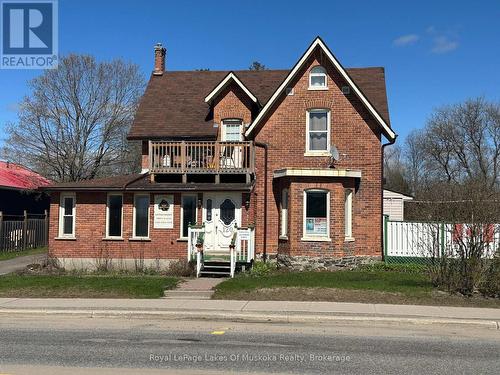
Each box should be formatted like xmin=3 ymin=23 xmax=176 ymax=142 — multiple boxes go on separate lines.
xmin=330 ymin=146 xmax=340 ymax=162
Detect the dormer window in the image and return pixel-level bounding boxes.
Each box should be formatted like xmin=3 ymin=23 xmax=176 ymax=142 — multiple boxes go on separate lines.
xmin=309 ymin=66 xmax=327 ymax=89
xmin=222 ymin=119 xmax=243 ymax=141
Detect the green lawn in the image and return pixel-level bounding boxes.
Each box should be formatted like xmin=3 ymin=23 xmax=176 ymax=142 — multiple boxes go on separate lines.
xmin=213 ymin=270 xmax=500 ymax=307
xmin=215 ymin=270 xmax=433 ymax=296
xmin=0 ymin=247 xmax=47 ymax=261
xmin=0 ymin=275 xmax=178 ymax=298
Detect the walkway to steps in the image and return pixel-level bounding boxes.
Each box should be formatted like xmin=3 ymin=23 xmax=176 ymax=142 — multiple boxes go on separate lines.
xmin=163 ymin=277 xmax=226 ymax=300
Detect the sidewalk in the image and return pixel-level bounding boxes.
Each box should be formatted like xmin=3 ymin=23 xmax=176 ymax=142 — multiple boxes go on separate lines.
xmin=0 ymin=298 xmax=498 ymax=328
xmin=0 ymin=254 xmax=46 ymax=275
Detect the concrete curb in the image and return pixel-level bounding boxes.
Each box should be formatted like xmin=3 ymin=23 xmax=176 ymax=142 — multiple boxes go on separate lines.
xmin=0 ymin=308 xmax=498 ymax=329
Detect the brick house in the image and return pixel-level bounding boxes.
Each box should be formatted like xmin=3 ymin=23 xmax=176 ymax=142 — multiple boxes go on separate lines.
xmin=46 ymin=37 xmax=396 ymax=275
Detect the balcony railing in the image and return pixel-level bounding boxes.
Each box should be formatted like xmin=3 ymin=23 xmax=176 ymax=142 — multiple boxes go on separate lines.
xmin=149 ymin=141 xmax=255 ymax=174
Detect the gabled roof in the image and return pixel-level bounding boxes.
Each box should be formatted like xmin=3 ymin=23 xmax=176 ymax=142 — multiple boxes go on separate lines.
xmin=245 ymin=37 xmax=396 ymax=141
xmin=128 ymin=70 xmax=289 ymax=140
xmin=204 ymin=72 xmax=258 ymax=104
xmin=0 ymin=161 xmax=51 ymax=190
xmin=128 ymin=38 xmax=393 ymax=140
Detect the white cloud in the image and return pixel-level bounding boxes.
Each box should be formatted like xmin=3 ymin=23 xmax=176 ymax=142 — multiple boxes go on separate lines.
xmin=393 ymin=34 xmax=419 ymax=47
xmin=431 ymin=36 xmax=459 ymax=54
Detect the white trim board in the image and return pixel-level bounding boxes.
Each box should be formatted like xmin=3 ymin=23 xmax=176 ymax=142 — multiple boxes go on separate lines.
xmin=273 ymin=168 xmax=361 ymax=179
xmin=244 ymin=37 xmax=396 ymax=141
xmin=204 ymin=72 xmax=258 ymax=104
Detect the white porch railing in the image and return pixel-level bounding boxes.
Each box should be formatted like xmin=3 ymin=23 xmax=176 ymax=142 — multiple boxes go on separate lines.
xmin=187 ymin=226 xmax=205 ymax=262
xmin=235 ymin=227 xmax=255 ymax=262
xmin=187 ymin=225 xmax=255 ymax=278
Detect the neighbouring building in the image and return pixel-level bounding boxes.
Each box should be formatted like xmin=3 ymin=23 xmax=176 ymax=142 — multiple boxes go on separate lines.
xmin=0 ymin=161 xmax=51 ymax=216
xmin=383 ymin=189 xmax=413 ymax=221
xmin=45 ymin=37 xmax=397 ymax=274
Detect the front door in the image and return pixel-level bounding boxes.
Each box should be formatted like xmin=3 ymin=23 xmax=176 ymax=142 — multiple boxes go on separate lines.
xmin=203 ymin=193 xmax=241 ymax=252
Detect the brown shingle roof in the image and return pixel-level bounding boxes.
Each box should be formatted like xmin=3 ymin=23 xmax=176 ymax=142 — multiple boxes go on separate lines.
xmin=128 ymin=68 xmax=390 ymax=140
xmin=44 ymin=173 xmax=253 ymax=192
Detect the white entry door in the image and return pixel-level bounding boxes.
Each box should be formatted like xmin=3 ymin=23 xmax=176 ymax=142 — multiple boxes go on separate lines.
xmin=203 ymin=193 xmax=241 ymax=252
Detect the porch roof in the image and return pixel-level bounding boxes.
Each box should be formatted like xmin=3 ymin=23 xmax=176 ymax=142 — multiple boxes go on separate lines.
xmin=273 ymin=168 xmax=362 ymax=179
xmin=43 ymin=173 xmax=254 ymax=192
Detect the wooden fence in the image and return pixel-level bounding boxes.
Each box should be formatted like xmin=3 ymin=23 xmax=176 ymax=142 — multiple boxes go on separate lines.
xmin=0 ymin=210 xmax=49 ymax=252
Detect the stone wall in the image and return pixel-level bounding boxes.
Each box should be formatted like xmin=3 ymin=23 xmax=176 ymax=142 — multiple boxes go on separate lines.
xmin=276 ymin=254 xmax=381 ymax=272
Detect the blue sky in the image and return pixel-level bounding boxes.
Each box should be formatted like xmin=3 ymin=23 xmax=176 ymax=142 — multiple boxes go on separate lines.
xmin=0 ymin=0 xmax=499 ymax=145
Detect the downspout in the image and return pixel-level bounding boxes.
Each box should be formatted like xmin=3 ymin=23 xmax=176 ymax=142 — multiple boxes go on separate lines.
xmin=381 ymin=133 xmax=397 ymax=260
xmin=255 ymin=141 xmax=268 ymax=262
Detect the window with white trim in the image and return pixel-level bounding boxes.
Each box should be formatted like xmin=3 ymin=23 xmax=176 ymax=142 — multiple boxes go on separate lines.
xmin=345 ymin=189 xmax=353 ymax=239
xmin=59 ymin=193 xmax=75 ymax=237
xmin=309 ymin=66 xmax=327 ymax=89
xmin=306 ymin=109 xmax=330 ymax=152
xmin=222 ymin=119 xmax=242 ymax=142
xmin=280 ymin=188 xmax=289 ymax=238
xmin=303 ymin=190 xmax=330 ymax=239
xmin=181 ymin=194 xmax=197 ymax=238
xmin=133 ymin=194 xmax=150 ymax=238
xmin=106 ymin=194 xmax=123 ymax=238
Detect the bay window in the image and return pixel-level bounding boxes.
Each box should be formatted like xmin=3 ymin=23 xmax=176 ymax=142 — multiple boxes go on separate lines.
xmin=280 ymin=188 xmax=289 ymax=238
xmin=345 ymin=189 xmax=353 ymax=240
xmin=303 ymin=190 xmax=330 ymax=240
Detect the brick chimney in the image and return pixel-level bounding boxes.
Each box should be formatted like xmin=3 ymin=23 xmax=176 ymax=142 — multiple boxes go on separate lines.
xmin=153 ymin=43 xmax=166 ymax=76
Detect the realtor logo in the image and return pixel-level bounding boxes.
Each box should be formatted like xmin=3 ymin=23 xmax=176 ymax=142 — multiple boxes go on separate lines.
xmin=1 ymin=0 xmax=58 ymax=69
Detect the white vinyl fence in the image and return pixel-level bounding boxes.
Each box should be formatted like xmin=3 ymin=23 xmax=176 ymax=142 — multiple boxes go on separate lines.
xmin=383 ymin=216 xmax=499 ymax=263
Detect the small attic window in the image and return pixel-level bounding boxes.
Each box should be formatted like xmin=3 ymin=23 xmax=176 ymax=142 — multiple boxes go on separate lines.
xmin=309 ymin=66 xmax=327 ymax=90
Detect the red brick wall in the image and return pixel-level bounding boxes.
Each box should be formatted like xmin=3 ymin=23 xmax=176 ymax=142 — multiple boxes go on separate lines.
xmin=213 ymin=82 xmax=253 ymax=140
xmin=252 ymin=50 xmax=383 ymax=257
xmin=48 ymin=191 xmax=248 ymax=260
xmin=50 ymin=192 xmax=189 ymax=260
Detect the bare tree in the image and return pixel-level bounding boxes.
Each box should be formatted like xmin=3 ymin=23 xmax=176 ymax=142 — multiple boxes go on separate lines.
xmin=249 ymin=61 xmax=267 ymax=71
xmin=404 ymin=130 xmax=426 ymax=195
xmin=2 ymin=54 xmax=145 ymax=182
xmin=383 ymin=144 xmax=410 ymax=194
xmin=420 ymin=98 xmax=500 ymax=188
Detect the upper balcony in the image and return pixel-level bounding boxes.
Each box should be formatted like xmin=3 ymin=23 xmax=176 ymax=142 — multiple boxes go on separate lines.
xmin=149 ymin=141 xmax=255 ymax=180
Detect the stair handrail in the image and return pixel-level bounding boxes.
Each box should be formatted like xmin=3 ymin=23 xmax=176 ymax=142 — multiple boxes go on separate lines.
xmin=229 ymin=230 xmax=237 ymax=278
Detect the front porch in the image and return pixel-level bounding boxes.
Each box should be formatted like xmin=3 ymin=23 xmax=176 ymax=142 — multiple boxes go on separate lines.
xmin=187 ymin=225 xmax=255 ymax=278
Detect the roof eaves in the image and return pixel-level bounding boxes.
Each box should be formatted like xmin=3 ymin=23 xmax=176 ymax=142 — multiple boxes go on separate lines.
xmin=245 ymin=36 xmax=396 ymax=141
xmin=204 ymin=72 xmax=258 ymax=104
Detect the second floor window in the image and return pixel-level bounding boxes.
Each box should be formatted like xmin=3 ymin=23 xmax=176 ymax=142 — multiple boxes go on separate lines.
xmin=222 ymin=119 xmax=242 ymax=142
xmin=306 ymin=109 xmax=330 ymax=153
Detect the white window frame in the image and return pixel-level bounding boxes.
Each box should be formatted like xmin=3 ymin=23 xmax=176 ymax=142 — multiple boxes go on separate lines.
xmin=345 ymin=189 xmax=354 ymax=241
xmin=221 ymin=119 xmax=243 ymax=142
xmin=133 ymin=193 xmax=150 ymax=239
xmin=308 ymin=66 xmax=328 ymax=90
xmin=180 ymin=194 xmax=198 ymax=239
xmin=302 ymin=189 xmax=330 ymax=242
xmin=305 ymin=109 xmax=331 ymax=155
xmin=105 ymin=193 xmax=123 ymax=239
xmin=58 ymin=193 xmax=76 ymax=238
xmin=280 ymin=188 xmax=289 ymax=239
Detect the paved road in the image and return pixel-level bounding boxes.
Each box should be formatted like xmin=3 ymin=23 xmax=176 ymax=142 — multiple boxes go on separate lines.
xmin=0 ymin=254 xmax=46 ymax=275
xmin=0 ymin=316 xmax=499 ymax=374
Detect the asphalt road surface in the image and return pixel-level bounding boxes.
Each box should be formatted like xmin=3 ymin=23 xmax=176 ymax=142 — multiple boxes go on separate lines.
xmin=0 ymin=316 xmax=499 ymax=374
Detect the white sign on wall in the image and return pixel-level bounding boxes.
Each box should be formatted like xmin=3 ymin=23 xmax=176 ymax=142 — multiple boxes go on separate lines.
xmin=154 ymin=194 xmax=174 ymax=229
